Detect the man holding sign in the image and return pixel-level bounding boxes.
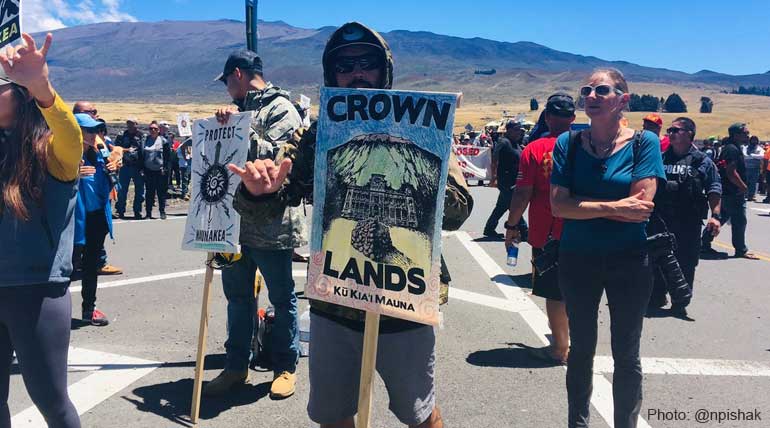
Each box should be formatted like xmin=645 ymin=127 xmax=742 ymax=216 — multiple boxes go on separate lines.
xmin=228 ymin=22 xmax=472 ymax=428
xmin=203 ymin=50 xmax=306 ymax=399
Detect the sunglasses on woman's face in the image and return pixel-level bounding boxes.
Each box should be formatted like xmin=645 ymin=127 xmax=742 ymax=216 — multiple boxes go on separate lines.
xmin=333 ymin=54 xmax=382 ymax=74
xmin=579 ymin=84 xmax=623 ymax=97
xmin=149 ymin=127 xmax=159 ymax=132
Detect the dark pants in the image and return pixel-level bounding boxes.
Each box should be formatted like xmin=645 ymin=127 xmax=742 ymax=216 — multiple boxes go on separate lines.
xmin=764 ymin=174 xmax=770 ymax=202
xmin=81 ymin=211 xmax=108 ymax=315
xmin=115 ymin=165 xmax=144 ymax=216
xmin=651 ymin=217 xmax=701 ymax=306
xmin=559 ymin=250 xmax=653 ymax=428
xmin=0 ymin=285 xmax=81 ymax=428
xmin=484 ymin=187 xmax=527 ymax=233
xmin=746 ymin=167 xmax=760 ymax=200
xmin=169 ymin=161 xmax=180 ymax=189
xmin=179 ymin=166 xmax=190 ymax=196
xmin=701 ymin=193 xmax=748 ymax=255
xmin=144 ymin=170 xmax=167 ymax=215
xmin=221 ymin=247 xmax=299 ymax=374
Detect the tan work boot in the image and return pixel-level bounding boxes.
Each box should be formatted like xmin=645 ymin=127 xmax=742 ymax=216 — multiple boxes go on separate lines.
xmin=202 ymin=369 xmax=248 ymax=396
xmin=269 ymin=371 xmax=296 ymax=399
xmin=97 ymin=264 xmax=123 ymax=275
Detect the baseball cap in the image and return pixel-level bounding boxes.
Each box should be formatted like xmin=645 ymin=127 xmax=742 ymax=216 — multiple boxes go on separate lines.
xmin=75 ymin=113 xmax=102 ymax=129
xmin=325 ymin=22 xmax=386 ymax=57
xmin=505 ymin=119 xmax=525 ymax=130
xmin=126 ymin=117 xmax=139 ymax=125
xmin=643 ymin=113 xmax=663 ymax=127
xmin=728 ymin=122 xmax=747 ymax=134
xmin=545 ymin=93 xmax=576 ymax=117
xmin=214 ymin=50 xmax=263 ymax=82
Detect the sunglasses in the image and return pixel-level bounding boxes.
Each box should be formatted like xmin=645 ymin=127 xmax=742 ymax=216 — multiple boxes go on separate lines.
xmin=149 ymin=127 xmax=160 ymax=131
xmin=667 ymin=127 xmax=687 ymax=135
xmin=333 ymin=54 xmax=382 ymax=74
xmin=579 ymin=84 xmax=624 ymax=97
xmin=80 ymin=109 xmax=98 ymax=115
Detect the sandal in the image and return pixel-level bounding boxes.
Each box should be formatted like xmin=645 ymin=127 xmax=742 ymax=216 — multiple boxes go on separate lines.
xmin=736 ymin=252 xmax=760 ymax=260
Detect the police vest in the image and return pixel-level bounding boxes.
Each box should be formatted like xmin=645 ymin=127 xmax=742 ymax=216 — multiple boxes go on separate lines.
xmin=659 ymin=150 xmax=708 ymax=219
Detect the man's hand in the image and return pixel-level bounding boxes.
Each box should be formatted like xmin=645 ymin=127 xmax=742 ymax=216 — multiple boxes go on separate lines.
xmin=228 ymin=158 xmax=292 ymax=197
xmin=504 ymin=227 xmax=520 ymax=249
xmin=610 ymin=189 xmax=655 ymax=223
xmin=215 ymin=106 xmax=240 ymax=125
xmin=706 ymin=217 xmax=721 ymax=237
xmin=79 ymin=163 xmax=96 ymax=177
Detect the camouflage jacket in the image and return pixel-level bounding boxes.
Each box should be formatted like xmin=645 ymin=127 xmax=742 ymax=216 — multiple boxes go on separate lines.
xmin=238 ymin=121 xmax=474 ymax=326
xmin=232 ymin=85 xmax=308 ymax=250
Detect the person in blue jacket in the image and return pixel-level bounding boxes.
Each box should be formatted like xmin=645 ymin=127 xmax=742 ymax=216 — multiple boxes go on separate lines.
xmin=74 ymin=113 xmax=119 ymax=326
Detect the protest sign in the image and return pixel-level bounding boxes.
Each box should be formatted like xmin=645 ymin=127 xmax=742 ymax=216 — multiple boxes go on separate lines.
xmin=181 ymin=111 xmax=252 ymax=254
xmin=177 ymin=113 xmax=193 ymax=137
xmin=0 ymin=0 xmax=21 ymax=48
xmin=306 ymin=88 xmax=458 ymax=326
xmin=453 ymin=144 xmax=491 ymax=180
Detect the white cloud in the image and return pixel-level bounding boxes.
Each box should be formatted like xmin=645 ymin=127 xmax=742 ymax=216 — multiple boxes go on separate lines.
xmin=22 ymin=0 xmax=137 ymax=33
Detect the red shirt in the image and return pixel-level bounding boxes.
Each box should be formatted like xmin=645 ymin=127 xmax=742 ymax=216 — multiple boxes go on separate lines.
xmin=515 ymin=136 xmax=564 ymax=248
xmin=659 ymin=135 xmax=670 ymax=152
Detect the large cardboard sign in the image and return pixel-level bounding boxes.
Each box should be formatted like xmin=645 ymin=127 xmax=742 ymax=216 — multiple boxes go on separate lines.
xmin=182 ymin=112 xmax=253 ymax=253
xmin=306 ymin=88 xmax=458 ymax=326
xmin=453 ymin=145 xmax=491 ymax=180
xmin=0 ymin=0 xmax=21 ymax=48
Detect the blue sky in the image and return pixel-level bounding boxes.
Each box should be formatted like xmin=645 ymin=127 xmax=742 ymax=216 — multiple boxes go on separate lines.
xmin=24 ymin=0 xmax=770 ymax=76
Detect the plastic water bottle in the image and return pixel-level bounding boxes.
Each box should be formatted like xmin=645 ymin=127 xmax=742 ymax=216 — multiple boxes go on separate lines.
xmin=507 ymin=243 xmax=519 ymax=267
xmin=299 ymin=309 xmax=311 ymax=357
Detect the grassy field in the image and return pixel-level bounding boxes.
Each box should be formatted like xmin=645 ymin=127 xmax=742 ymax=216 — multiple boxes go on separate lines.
xmin=94 ymin=81 xmax=770 ymax=140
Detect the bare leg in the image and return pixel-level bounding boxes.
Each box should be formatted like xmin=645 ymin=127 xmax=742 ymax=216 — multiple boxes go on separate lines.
xmin=411 ymin=406 xmax=443 ymax=428
xmin=546 ymin=299 xmax=570 ymax=362
xmin=321 ymin=418 xmax=355 ymax=428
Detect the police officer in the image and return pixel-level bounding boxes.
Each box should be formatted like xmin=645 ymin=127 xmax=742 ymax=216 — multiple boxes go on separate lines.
xmin=648 ymin=117 xmax=722 ymax=314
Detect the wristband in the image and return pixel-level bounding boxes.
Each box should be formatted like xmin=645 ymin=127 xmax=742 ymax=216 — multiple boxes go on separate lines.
xmin=503 ymin=222 xmax=519 ymax=231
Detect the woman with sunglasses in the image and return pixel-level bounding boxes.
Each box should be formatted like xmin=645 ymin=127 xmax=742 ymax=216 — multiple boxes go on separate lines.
xmin=0 ymin=33 xmax=82 ymax=427
xmin=73 ymin=114 xmax=121 ymax=327
xmin=550 ymin=68 xmax=665 ymax=428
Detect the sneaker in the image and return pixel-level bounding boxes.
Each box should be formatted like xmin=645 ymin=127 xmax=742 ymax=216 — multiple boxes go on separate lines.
xmin=145 ymin=213 xmax=154 ymax=220
xmin=270 ymin=371 xmax=296 ymax=399
xmin=133 ymin=212 xmax=143 ymax=220
xmin=202 ymin=369 xmax=249 ymax=396
xmin=160 ymin=212 xmax=167 ymax=220
xmin=83 ymin=309 xmax=110 ymax=326
xmin=97 ymin=264 xmax=123 ymax=275
xmin=482 ymin=229 xmax=503 ymax=238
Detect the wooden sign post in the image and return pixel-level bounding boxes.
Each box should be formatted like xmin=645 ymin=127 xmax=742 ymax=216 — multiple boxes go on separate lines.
xmin=190 ymin=253 xmax=215 ymax=425
xmin=356 ymin=312 xmax=381 ymax=428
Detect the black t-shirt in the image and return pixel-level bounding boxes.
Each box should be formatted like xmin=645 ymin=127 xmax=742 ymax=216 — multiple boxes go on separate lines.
xmin=494 ymin=136 xmax=522 ymax=190
xmin=718 ymin=142 xmax=747 ymax=195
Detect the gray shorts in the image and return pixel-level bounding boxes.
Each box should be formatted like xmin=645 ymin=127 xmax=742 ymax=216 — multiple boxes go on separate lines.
xmin=307 ymin=312 xmax=437 ymax=425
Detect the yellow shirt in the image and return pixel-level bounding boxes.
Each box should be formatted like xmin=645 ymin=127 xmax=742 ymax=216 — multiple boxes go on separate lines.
xmin=39 ymin=92 xmax=82 ymax=181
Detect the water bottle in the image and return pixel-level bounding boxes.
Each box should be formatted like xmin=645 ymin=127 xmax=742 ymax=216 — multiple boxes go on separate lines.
xmin=299 ymin=309 xmax=311 ymax=357
xmin=507 ymin=243 xmax=519 ymax=267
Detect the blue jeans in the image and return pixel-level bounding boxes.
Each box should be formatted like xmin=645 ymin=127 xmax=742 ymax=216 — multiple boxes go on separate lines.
xmin=115 ymin=165 xmax=144 ymax=216
xmin=221 ymin=246 xmax=299 ymax=374
xmin=746 ymin=167 xmax=760 ymax=200
xmin=701 ymin=192 xmax=748 ymax=255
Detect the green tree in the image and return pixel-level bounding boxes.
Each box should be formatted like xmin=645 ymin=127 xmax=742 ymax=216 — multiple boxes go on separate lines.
xmin=700 ymin=97 xmax=714 ymax=113
xmin=664 ymin=93 xmax=687 ymax=113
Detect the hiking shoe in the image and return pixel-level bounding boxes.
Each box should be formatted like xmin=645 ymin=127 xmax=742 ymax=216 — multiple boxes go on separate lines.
xmin=97 ymin=264 xmax=123 ymax=275
xmin=270 ymin=371 xmax=296 ymax=399
xmin=202 ymin=369 xmax=249 ymax=396
xmin=83 ymin=309 xmax=110 ymax=326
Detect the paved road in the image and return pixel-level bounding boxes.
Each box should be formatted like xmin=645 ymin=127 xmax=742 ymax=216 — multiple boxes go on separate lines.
xmin=8 ymin=186 xmax=770 ymax=428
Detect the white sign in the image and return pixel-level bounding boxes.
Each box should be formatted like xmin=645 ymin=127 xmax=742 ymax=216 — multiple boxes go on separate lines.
xmin=299 ymin=94 xmax=311 ymax=110
xmin=0 ymin=0 xmax=21 ymax=49
xmin=453 ymin=145 xmax=491 ymax=180
xmin=181 ymin=112 xmax=253 ymax=253
xmin=177 ymin=113 xmax=192 ymax=137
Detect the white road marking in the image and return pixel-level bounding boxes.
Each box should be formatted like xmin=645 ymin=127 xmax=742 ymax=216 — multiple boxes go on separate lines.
xmin=750 ymin=207 xmax=770 ymax=214
xmin=449 ymin=287 xmax=531 ymax=313
xmin=594 ymin=356 xmax=770 ymax=377
xmin=453 ymin=231 xmax=652 ymax=428
xmin=112 ymin=215 xmax=188 ymax=225
xmin=71 ymin=269 xmax=307 ymax=294
xmin=12 ymin=348 xmax=160 ymax=427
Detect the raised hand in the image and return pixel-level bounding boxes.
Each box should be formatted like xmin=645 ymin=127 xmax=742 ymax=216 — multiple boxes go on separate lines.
xmin=215 ymin=106 xmax=239 ymax=125
xmin=227 ymin=158 xmax=292 ymax=197
xmin=0 ymin=33 xmax=55 ymax=106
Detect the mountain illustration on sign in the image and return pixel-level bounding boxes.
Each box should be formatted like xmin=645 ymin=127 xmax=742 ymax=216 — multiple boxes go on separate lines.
xmin=323 ymin=133 xmax=441 ymax=266
xmin=194 ymin=140 xmax=239 ymax=224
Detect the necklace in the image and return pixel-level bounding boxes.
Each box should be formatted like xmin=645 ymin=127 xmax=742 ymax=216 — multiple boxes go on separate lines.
xmin=588 ymin=127 xmax=622 ymax=158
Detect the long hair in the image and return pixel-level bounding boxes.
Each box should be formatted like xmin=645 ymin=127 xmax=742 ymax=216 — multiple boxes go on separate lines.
xmin=0 ymin=84 xmax=52 ymax=220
